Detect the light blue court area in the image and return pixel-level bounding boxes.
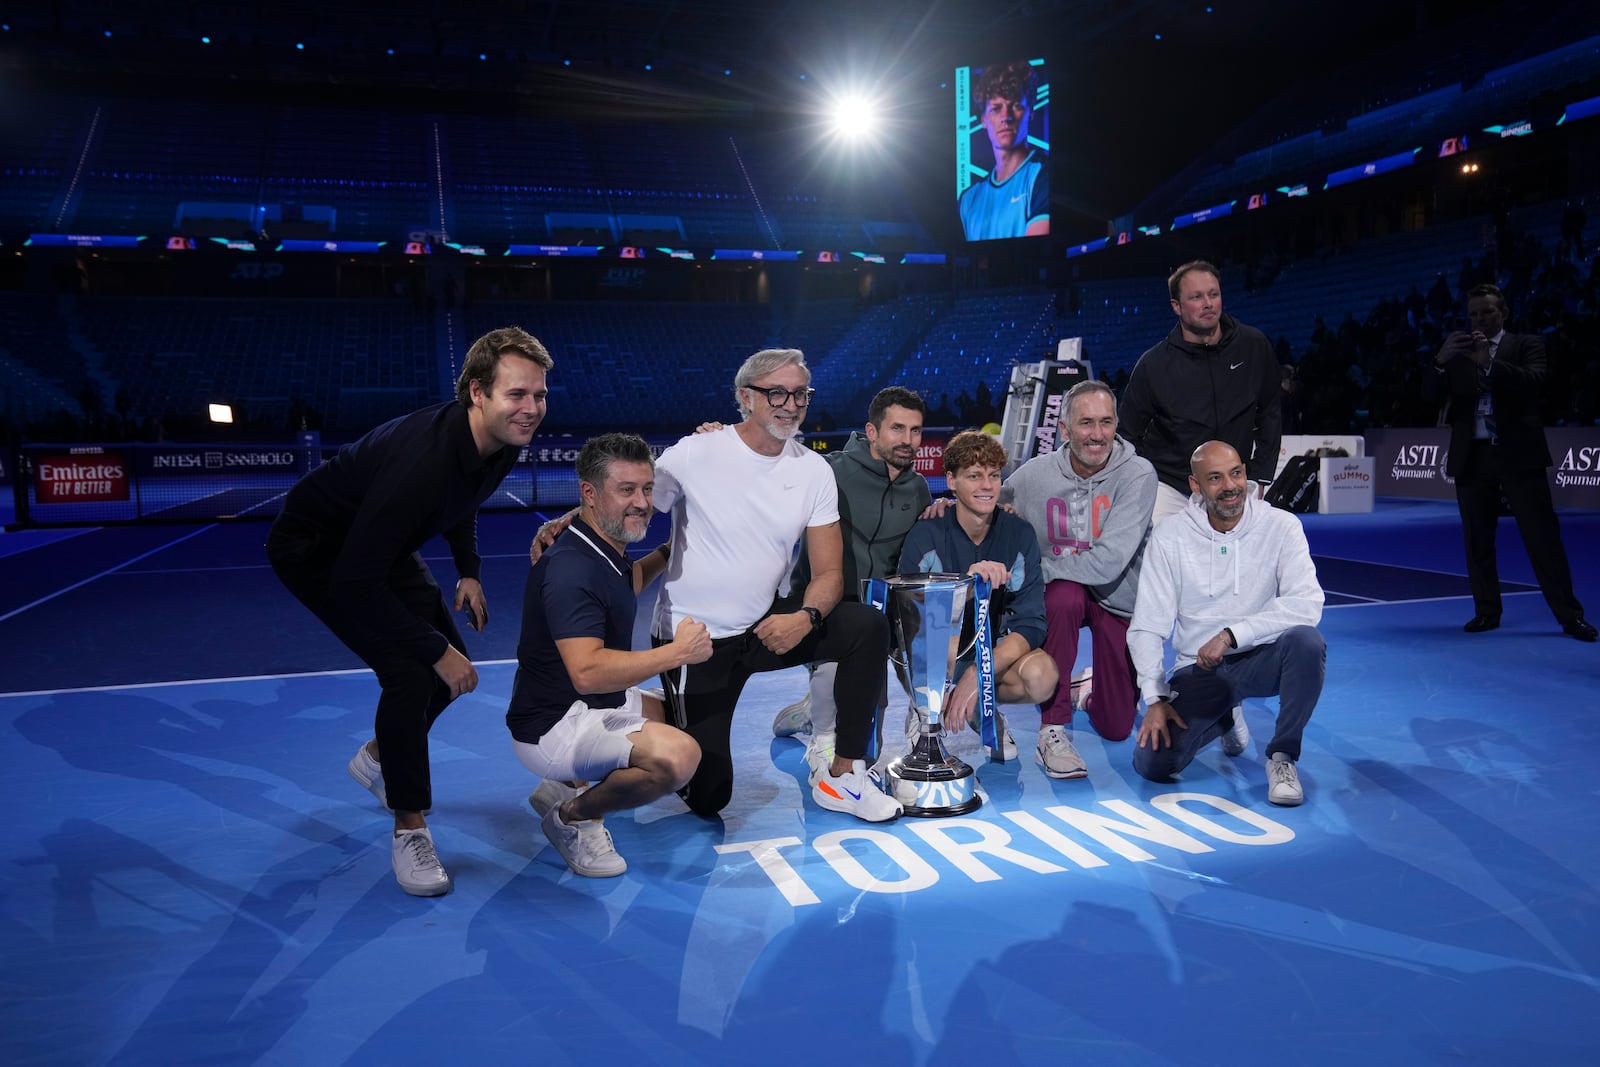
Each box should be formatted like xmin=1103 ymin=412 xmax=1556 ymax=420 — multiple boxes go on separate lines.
xmin=2 ymin=503 xmax=1599 ymax=1064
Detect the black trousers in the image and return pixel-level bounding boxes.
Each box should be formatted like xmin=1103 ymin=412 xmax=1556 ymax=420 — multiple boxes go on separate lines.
xmin=655 ymin=601 xmax=888 ymax=817
xmin=267 ymin=524 xmax=462 ymax=814
xmin=1455 ymin=441 xmax=1584 ymax=624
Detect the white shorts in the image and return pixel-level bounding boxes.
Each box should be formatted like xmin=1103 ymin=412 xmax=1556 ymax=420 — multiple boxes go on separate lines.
xmin=511 ymin=688 xmax=647 ymax=783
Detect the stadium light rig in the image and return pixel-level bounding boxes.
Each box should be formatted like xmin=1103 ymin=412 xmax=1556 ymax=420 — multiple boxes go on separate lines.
xmin=826 ymin=90 xmax=882 ymax=144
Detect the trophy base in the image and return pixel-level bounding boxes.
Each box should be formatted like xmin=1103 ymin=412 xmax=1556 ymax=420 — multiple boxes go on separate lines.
xmin=884 ymin=730 xmax=982 ymax=817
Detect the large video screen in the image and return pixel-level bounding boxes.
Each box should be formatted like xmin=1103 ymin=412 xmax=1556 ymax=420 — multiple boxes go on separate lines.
xmin=955 ymin=57 xmax=1049 ymax=242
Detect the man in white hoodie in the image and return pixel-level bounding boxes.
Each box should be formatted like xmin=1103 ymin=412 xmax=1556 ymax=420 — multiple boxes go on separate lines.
xmin=1128 ymin=441 xmax=1325 ymax=805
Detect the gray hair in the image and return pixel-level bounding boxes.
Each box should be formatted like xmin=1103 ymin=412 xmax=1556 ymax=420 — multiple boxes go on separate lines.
xmin=733 ymin=348 xmax=810 ymax=418
xmin=1063 ymin=379 xmax=1117 ymax=422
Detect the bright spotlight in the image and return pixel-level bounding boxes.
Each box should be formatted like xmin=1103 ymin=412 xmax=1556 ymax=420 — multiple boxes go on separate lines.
xmin=828 ymin=92 xmax=880 ymax=143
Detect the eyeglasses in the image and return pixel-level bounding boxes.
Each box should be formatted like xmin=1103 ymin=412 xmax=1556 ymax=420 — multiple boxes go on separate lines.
xmin=746 ymin=384 xmax=815 ymax=408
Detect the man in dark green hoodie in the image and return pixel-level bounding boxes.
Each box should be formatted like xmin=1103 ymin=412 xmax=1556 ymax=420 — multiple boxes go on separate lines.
xmin=772 ymin=387 xmax=932 ymax=778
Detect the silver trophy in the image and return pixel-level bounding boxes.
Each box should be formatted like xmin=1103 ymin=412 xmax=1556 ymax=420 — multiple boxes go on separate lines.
xmin=880 ymin=573 xmax=990 ymax=817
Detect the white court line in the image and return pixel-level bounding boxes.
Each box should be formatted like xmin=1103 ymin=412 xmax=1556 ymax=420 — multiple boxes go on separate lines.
xmin=0 ymin=525 xmax=97 ymax=559
xmin=1312 ymin=550 xmax=1471 ymax=578
xmin=0 ymin=524 xmax=218 ymax=625
xmin=1323 ymin=589 xmax=1541 ymax=609
xmin=0 ymin=657 xmax=520 ymax=699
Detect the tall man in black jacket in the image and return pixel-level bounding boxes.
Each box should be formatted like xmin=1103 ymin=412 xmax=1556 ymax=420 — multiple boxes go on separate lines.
xmin=1430 ymin=284 xmax=1593 ymax=641
xmin=1119 ymin=261 xmax=1282 ymax=524
xmin=267 ymin=326 xmax=554 ymax=896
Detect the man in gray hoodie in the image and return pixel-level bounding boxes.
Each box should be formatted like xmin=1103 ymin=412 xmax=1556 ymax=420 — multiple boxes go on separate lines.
xmin=1002 ymin=380 xmax=1157 ymax=778
xmin=1128 ymin=441 xmax=1326 ymax=806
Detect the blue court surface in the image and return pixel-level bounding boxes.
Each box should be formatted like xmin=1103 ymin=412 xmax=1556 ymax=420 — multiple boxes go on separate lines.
xmin=3 ymin=500 xmax=1598 ymax=1065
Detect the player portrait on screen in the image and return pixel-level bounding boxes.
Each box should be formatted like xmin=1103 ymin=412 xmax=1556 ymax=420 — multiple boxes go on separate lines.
xmin=957 ymin=60 xmax=1049 ymax=242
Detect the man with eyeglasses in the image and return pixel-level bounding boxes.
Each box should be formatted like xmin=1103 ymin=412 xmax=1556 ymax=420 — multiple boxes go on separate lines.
xmin=648 ymin=348 xmax=903 ymax=822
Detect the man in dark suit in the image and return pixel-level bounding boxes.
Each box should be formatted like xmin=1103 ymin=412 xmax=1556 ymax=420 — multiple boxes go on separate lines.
xmin=1431 ymin=283 xmax=1594 ymax=641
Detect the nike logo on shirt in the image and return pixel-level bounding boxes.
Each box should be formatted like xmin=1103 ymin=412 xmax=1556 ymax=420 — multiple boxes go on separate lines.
xmin=1229 ymin=361 xmax=1245 ymax=370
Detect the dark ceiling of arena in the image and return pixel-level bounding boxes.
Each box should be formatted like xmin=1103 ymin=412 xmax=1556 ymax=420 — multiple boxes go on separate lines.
xmin=2 ymin=0 xmax=1594 ymax=222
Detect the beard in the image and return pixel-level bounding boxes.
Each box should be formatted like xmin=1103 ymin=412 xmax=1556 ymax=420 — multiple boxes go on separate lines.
xmin=1207 ymin=492 xmax=1245 ymax=520
xmin=884 ymin=449 xmax=915 ymax=472
xmin=596 ymin=508 xmax=650 ymax=544
xmin=758 ymin=415 xmax=800 ymax=443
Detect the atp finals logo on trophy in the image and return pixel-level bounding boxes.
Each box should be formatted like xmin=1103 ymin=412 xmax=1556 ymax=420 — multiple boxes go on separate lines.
xmin=865 ymin=573 xmax=999 ymax=817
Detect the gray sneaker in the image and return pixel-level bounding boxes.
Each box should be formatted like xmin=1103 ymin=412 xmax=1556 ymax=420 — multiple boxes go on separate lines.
xmin=772 ymin=692 xmax=812 ymax=738
xmin=1267 ymin=753 xmax=1304 ymax=806
xmin=528 ymin=779 xmax=586 ymax=818
xmin=1035 ymin=724 xmax=1088 ymax=779
xmin=541 ymin=806 xmax=627 ymax=877
xmin=391 ymin=827 xmax=451 ymax=897
xmin=1220 ymin=707 xmax=1250 ymax=757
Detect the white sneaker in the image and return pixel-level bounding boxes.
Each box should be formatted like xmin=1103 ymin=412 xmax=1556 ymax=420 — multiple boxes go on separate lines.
xmin=391 ymin=827 xmax=451 ymax=897
xmin=772 ymin=692 xmax=812 ymax=738
xmin=541 ymin=806 xmax=627 ymax=877
xmin=349 ymin=742 xmax=430 ymax=814
xmin=813 ymin=759 xmax=903 ymax=822
xmin=528 ymin=779 xmax=586 ymax=818
xmin=804 ymin=732 xmax=836 ymax=788
xmin=1070 ymin=666 xmax=1094 ymax=712
xmin=1035 ymin=724 xmax=1089 ymax=779
xmin=348 ymin=742 xmax=387 ymax=807
xmin=1267 ymin=753 xmax=1304 ymax=806
xmin=1220 ymin=707 xmax=1250 ymax=757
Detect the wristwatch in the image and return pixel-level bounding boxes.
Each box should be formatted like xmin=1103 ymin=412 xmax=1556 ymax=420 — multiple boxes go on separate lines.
xmin=802 ymin=606 xmax=823 ymax=631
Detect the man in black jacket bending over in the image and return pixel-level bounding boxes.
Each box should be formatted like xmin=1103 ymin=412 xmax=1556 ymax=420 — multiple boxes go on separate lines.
xmin=267 ymin=326 xmax=553 ymax=897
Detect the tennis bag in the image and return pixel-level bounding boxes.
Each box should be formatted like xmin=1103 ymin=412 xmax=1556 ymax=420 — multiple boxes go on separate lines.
xmin=1265 ymin=454 xmax=1320 ymax=513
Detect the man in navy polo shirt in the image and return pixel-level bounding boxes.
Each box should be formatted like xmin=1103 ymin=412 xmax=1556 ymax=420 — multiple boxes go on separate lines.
xmin=507 ymin=433 xmax=712 ymax=877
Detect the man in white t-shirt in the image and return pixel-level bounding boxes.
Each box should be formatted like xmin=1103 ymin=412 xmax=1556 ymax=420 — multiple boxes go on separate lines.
xmin=650 ymin=348 xmax=902 ymax=823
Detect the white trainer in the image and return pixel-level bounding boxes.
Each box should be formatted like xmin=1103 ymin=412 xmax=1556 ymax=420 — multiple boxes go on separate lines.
xmin=348 ymin=742 xmax=387 ymax=808
xmin=528 ymin=779 xmax=587 ymax=818
xmin=349 ymin=742 xmax=430 ymax=814
xmin=1220 ymin=707 xmax=1250 ymax=757
xmin=772 ymin=692 xmax=812 ymax=738
xmin=392 ymin=827 xmax=451 ymax=897
xmin=1267 ymin=753 xmax=1304 ymax=806
xmin=813 ymin=759 xmax=903 ymax=822
xmin=541 ymin=806 xmax=627 ymax=877
xmin=1035 ymin=724 xmax=1089 ymax=779
xmin=804 ymin=732 xmax=836 ymax=788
